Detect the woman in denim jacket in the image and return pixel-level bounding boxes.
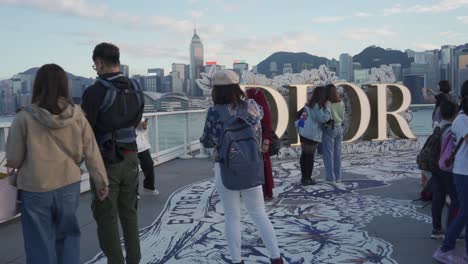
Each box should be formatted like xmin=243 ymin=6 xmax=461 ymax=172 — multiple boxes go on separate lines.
xmin=295 ymin=86 xmax=331 ymax=185
xmin=200 ymin=70 xmax=283 ymax=264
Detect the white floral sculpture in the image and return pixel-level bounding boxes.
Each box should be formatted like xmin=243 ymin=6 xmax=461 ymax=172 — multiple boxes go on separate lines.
xmin=195 ymin=64 xmax=412 ymax=142
xmin=365 ymin=65 xmax=413 ymax=137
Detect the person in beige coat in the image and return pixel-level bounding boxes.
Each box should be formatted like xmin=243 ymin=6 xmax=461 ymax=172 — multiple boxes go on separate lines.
xmin=5 ymin=64 xmax=108 ymax=264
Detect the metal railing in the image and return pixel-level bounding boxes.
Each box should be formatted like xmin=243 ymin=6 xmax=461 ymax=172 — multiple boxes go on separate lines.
xmin=0 ymin=110 xmax=207 ymax=196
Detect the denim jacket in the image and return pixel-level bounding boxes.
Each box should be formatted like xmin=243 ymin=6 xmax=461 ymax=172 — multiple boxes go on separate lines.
xmin=295 ymin=103 xmax=331 ymax=143
xmin=200 ymin=99 xmax=263 ymax=159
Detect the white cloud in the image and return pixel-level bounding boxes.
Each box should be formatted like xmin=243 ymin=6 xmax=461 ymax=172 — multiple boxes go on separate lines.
xmin=413 ymin=43 xmax=440 ymax=51
xmin=190 ymin=10 xmax=204 ymax=19
xmin=0 ymin=0 xmax=107 ymax=18
xmin=440 ymin=30 xmax=464 ymax=38
xmin=312 ymin=16 xmax=345 ymax=23
xmin=345 ymin=26 xmax=396 ymax=40
xmin=384 ymin=0 xmax=468 ymax=16
xmin=457 ymin=16 xmax=468 ymax=23
xmin=383 ymin=5 xmax=403 ymax=16
xmin=0 ymin=0 xmax=223 ymax=34
xmin=354 ymin=12 xmax=373 ymax=17
xmin=202 ymin=31 xmax=322 ymax=66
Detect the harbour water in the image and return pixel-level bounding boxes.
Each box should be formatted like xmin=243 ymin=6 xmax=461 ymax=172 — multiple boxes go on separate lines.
xmin=0 ymin=106 xmax=434 ymax=155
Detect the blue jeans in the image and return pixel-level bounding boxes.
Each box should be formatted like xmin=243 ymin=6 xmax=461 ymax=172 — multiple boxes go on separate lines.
xmin=442 ymin=174 xmax=468 ymax=254
xmin=21 ymin=182 xmax=81 ymax=264
xmin=322 ymin=125 xmax=343 ymax=182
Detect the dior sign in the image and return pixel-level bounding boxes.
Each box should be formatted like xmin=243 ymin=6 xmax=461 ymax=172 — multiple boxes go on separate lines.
xmin=240 ymin=83 xmax=416 ymax=145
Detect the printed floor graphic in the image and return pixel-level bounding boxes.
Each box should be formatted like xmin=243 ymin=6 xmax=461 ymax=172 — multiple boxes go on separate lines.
xmin=87 ymin=150 xmax=430 ymax=264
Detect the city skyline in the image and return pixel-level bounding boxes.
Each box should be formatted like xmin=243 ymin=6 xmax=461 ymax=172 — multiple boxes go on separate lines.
xmin=1 ymin=0 xmax=468 ymax=79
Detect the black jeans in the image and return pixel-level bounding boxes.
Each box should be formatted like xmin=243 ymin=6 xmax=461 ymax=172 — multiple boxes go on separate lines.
xmin=137 ymin=149 xmax=155 ymax=190
xmin=432 ymin=169 xmax=459 ymax=231
xmin=300 ymin=141 xmax=317 ymax=180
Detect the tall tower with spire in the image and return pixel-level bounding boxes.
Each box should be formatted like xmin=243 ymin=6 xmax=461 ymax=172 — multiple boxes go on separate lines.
xmin=190 ymin=29 xmax=204 ymax=97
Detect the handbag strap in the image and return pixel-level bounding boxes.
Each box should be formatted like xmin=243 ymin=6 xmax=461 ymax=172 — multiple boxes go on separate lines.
xmin=450 ymin=138 xmax=465 ymax=161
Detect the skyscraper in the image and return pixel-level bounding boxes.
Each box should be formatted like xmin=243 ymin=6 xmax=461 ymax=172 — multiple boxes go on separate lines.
xmin=390 ymin=63 xmax=402 ymax=82
xmin=148 ymin=68 xmax=164 ymax=77
xmin=339 ymin=53 xmax=353 ymax=82
xmin=190 ymin=29 xmax=204 ymax=97
xmin=120 ymin=64 xmax=129 ymax=77
xmin=172 ymin=63 xmax=188 ymax=94
xmin=440 ymin=45 xmax=455 ymax=85
xmin=454 ymin=48 xmax=468 ymax=97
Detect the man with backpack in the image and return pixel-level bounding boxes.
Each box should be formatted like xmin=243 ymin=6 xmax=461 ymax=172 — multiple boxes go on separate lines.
xmin=429 ymin=101 xmax=460 ymax=240
xmin=82 ymin=43 xmax=144 ymax=264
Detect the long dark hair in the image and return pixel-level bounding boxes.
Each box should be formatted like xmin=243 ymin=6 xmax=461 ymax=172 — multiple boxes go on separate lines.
xmin=212 ymin=84 xmax=245 ymax=105
xmin=32 ymin=64 xmax=70 ymax=114
xmin=308 ymin=86 xmax=327 ymax=108
xmin=325 ymin=84 xmax=341 ymax=103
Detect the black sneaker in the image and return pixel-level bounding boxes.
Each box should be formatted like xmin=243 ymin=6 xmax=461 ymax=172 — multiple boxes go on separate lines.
xmin=431 ymin=229 xmax=445 ymax=239
xmin=301 ymin=178 xmax=317 ymax=186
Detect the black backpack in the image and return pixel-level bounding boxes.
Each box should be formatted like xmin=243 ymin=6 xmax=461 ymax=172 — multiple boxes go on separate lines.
xmin=416 ymin=124 xmax=450 ymax=172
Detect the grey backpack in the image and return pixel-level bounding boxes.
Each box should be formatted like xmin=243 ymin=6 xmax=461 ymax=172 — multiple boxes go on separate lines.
xmin=215 ymin=103 xmax=265 ymax=190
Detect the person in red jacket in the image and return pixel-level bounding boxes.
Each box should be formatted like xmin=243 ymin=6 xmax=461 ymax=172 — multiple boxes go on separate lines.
xmin=246 ymin=88 xmax=274 ymax=200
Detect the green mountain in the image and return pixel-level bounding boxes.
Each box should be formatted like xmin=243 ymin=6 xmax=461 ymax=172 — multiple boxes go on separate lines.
xmin=352 ymin=46 xmax=413 ymax=68
xmin=256 ymin=52 xmax=330 ymax=77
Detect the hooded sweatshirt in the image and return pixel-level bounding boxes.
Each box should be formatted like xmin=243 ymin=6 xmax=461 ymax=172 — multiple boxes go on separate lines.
xmin=6 ymin=98 xmax=108 ymax=192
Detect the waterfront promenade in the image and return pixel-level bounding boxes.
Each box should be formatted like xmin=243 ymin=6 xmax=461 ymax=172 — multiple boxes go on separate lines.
xmin=1 ymin=140 xmax=464 ymax=264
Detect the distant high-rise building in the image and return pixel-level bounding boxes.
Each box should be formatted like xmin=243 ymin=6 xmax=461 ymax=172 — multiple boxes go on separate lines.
xmin=406 ymin=49 xmax=416 ymax=58
xmin=205 ymin=61 xmax=224 ymax=73
xmin=440 ymin=45 xmax=456 ymax=85
xmin=352 ymin=62 xmax=362 ymax=70
xmin=414 ymin=52 xmax=433 ymax=64
xmin=390 ymin=63 xmax=402 ymax=82
xmin=353 ymin=69 xmax=370 ymax=85
xmin=163 ymin=75 xmax=172 ymax=93
xmin=148 ymin=68 xmax=164 ymax=77
xmin=283 ymin=63 xmax=293 ymax=74
xmin=120 ymin=64 xmax=129 ymax=77
xmin=233 ymin=61 xmax=249 ymax=76
xmin=172 ymin=63 xmax=188 ymax=94
xmin=190 ymin=29 xmax=204 ymax=96
xmin=441 ymin=45 xmax=456 ymax=65
xmin=454 ymin=48 xmax=468 ymax=96
xmin=12 ymin=72 xmax=35 ymax=94
xmin=403 ymin=64 xmax=432 ymax=104
xmin=327 ymin=58 xmax=339 ymax=74
xmin=171 ymin=71 xmax=184 ymax=94
xmin=339 ymin=53 xmax=353 ymax=82
xmin=410 ymin=51 xmax=439 ymax=93
xmin=144 ymin=75 xmax=160 ymax=93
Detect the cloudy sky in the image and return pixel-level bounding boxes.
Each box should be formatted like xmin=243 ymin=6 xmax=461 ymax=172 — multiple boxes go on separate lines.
xmin=0 ymin=0 xmax=467 ymax=79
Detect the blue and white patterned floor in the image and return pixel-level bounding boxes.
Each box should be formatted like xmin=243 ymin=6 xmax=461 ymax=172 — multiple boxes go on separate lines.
xmin=86 ymin=144 xmax=433 ymax=264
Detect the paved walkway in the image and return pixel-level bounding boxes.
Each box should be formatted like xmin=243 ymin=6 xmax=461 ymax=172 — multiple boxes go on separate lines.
xmin=0 ymin=149 xmax=465 ymax=263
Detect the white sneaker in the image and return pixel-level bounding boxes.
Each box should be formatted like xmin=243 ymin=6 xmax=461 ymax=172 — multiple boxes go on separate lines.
xmin=336 ymin=179 xmax=342 ymax=183
xmin=326 ymin=180 xmax=337 ymax=186
xmin=142 ymin=188 xmax=160 ymax=195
